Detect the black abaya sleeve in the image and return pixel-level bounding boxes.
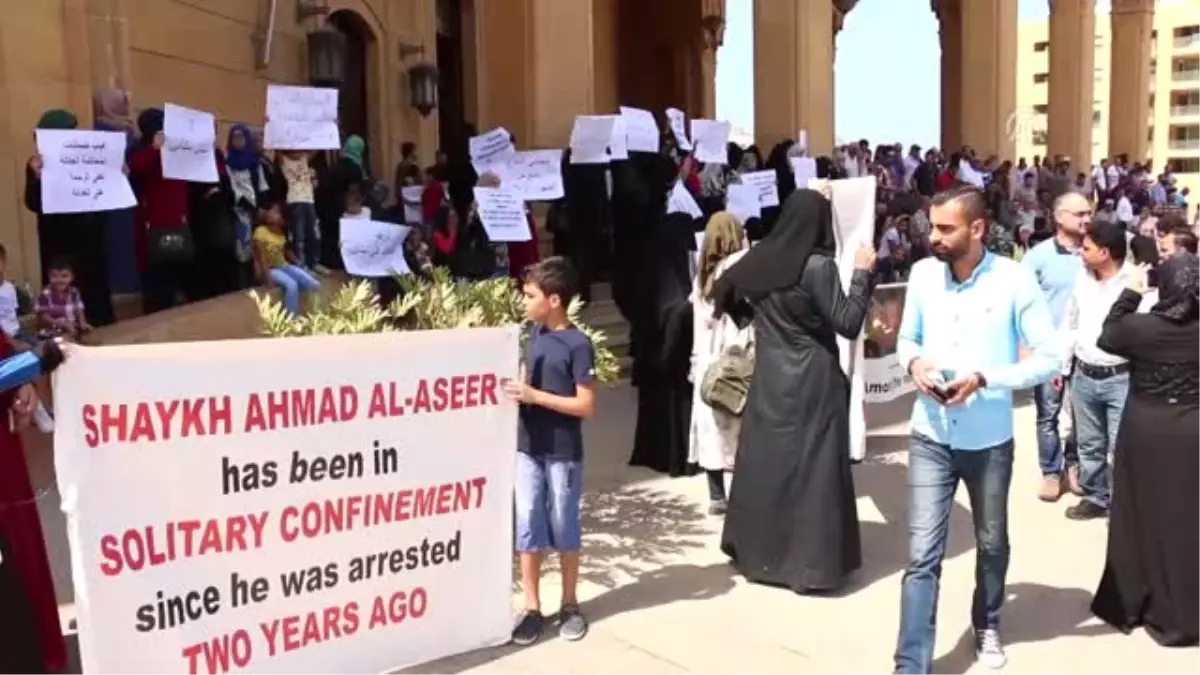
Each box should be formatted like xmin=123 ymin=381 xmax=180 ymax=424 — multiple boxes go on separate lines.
xmin=1096 ymin=289 xmax=1147 ymax=359
xmin=23 ymin=166 xmax=42 ymax=214
xmin=802 ymin=256 xmax=874 ymax=340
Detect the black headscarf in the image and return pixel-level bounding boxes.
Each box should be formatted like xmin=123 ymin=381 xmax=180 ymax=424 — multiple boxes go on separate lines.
xmin=137 ymin=108 xmax=164 ymax=146
xmin=1152 ymin=252 xmax=1199 ymax=323
xmin=713 ymin=188 xmax=837 ymax=313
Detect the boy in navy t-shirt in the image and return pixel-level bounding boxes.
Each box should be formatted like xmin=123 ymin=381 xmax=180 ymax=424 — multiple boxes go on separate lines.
xmin=501 ymin=256 xmax=596 ymax=646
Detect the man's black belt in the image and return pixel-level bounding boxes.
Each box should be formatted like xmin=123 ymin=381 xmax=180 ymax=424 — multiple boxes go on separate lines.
xmin=1076 ymin=360 xmax=1129 ymax=379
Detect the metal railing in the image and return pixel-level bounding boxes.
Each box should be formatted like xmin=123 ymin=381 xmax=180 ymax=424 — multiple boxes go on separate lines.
xmin=1171 ymin=69 xmax=1200 ymax=82
xmin=1167 ymin=138 xmax=1200 ymax=150
xmin=1171 ymin=104 xmax=1200 ymax=117
xmin=1174 ymin=34 xmax=1200 ymax=50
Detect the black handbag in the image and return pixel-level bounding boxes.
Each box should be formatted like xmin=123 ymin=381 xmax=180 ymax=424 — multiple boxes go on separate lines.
xmin=147 ymin=225 xmax=195 ymax=265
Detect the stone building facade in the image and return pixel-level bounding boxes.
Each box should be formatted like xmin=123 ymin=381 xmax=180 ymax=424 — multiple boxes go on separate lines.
xmin=0 ymin=0 xmax=1165 ymax=288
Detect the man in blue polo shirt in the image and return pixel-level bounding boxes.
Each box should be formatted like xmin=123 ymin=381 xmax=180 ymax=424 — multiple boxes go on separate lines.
xmin=892 ymin=184 xmax=1060 ymax=673
xmin=1021 ymin=190 xmax=1087 ymax=501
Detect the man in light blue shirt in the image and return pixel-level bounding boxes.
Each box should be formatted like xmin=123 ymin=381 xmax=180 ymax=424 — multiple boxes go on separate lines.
xmin=892 ymin=184 xmax=1061 ymax=674
xmin=1021 ymin=191 xmax=1088 ymax=500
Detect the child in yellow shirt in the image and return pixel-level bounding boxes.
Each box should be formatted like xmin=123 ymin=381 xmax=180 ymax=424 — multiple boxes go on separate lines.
xmin=253 ymin=203 xmax=321 ymax=314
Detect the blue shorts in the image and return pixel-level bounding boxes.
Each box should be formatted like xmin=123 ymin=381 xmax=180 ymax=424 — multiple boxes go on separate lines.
xmin=514 ymin=452 xmax=583 ymax=553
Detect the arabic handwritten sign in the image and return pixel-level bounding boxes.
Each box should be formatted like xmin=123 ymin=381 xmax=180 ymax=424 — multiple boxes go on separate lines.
xmin=36 ymin=130 xmax=136 ymax=214
xmin=740 ymin=169 xmax=780 ymax=208
xmin=161 ymin=103 xmax=218 ymax=183
xmin=473 ymin=188 xmax=532 ymax=242
xmin=339 ymin=219 xmax=412 ymax=277
xmin=690 ymin=119 xmax=732 ymax=165
xmin=667 ymin=181 xmax=702 ymax=219
xmin=469 ymin=128 xmax=516 ymax=175
xmin=726 ymin=183 xmax=762 ymax=224
xmin=494 ymin=150 xmax=564 ymax=202
xmin=665 ymin=108 xmax=692 ymax=151
xmin=264 ymin=85 xmax=340 ymax=150
xmin=569 ymin=116 xmax=616 ymax=165
xmin=620 ymin=106 xmax=660 ymax=153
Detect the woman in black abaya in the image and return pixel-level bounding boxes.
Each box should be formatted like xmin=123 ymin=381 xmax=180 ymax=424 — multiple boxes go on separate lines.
xmin=712 ymin=188 xmax=876 ymax=593
xmin=1090 ymin=254 xmax=1199 ymax=647
xmin=562 ymin=155 xmax=610 ymax=303
xmin=628 ymin=207 xmax=700 ymax=477
xmin=753 ymin=140 xmax=797 ymax=241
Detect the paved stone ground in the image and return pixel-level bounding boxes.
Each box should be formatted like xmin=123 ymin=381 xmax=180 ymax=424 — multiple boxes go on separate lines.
xmin=28 ymin=386 xmax=1197 ymax=674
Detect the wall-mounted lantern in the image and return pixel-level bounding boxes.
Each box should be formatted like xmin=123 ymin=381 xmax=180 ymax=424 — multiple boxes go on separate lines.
xmin=296 ymin=0 xmax=330 ymax=21
xmin=408 ymin=62 xmax=439 ymax=117
xmin=307 ymin=25 xmax=346 ymax=86
xmin=399 ymin=42 xmax=439 ymax=117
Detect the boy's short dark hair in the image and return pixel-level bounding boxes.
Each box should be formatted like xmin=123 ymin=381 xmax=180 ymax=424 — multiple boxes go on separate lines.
xmin=1156 ymin=211 xmax=1188 ymax=237
xmin=1086 ymin=219 xmax=1128 ymax=263
xmin=525 ymin=256 xmax=579 ymax=307
xmin=0 ymin=242 xmax=7 ymax=259
xmin=1170 ymin=227 xmax=1198 ymax=255
xmin=401 ymin=141 xmax=416 ymax=157
xmin=47 ymin=255 xmax=75 ymax=274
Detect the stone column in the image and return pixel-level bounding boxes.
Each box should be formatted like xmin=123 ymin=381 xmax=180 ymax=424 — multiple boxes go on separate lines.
xmin=958 ymin=0 xmax=1017 ymax=159
xmin=1107 ymin=0 xmax=1153 ymax=161
xmin=1047 ymin=0 xmax=1096 ymax=166
xmin=753 ymin=0 xmax=834 ymax=156
xmin=937 ymin=0 xmax=962 ymax=152
xmin=474 ymin=0 xmax=595 ymax=148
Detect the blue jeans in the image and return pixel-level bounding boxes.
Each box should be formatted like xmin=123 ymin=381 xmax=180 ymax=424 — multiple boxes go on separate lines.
xmin=1032 ymin=379 xmax=1078 ymax=475
xmin=894 ymin=434 xmax=1014 ymax=674
xmin=287 ymin=203 xmax=321 ymax=268
xmin=269 ymin=264 xmax=321 ymax=315
xmin=514 ymin=452 xmax=583 ymax=553
xmin=1071 ymin=369 xmax=1129 ymax=509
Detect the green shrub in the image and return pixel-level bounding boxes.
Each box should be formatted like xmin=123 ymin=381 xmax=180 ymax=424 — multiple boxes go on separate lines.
xmin=252 ymin=268 xmax=620 ymax=383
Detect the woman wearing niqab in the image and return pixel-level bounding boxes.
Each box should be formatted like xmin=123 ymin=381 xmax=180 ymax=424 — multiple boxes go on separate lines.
xmin=1090 ymin=253 xmax=1199 ymax=647
xmin=561 ymin=154 xmax=610 ymax=303
xmin=713 ymin=188 xmax=876 ymax=593
xmin=754 ymin=140 xmax=797 ymax=241
xmin=627 ymin=178 xmax=699 ymax=477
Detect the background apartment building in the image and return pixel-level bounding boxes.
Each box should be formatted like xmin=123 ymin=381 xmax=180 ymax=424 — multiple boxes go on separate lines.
xmin=1016 ymin=0 xmax=1200 ymax=203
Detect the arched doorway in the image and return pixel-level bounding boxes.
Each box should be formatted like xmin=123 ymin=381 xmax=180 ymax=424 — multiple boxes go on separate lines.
xmin=329 ymin=10 xmax=371 ymax=166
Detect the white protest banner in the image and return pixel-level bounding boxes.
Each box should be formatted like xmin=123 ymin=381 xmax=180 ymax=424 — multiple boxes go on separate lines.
xmin=690 ymin=119 xmax=732 ymax=165
xmin=339 ymin=219 xmax=413 ymax=277
xmin=494 ymin=149 xmax=564 ymax=202
xmin=162 ymin=103 xmax=218 ymax=183
xmin=54 ymin=329 xmax=518 ymax=673
xmin=474 ymin=187 xmax=532 ymax=242
xmin=860 ymin=283 xmax=915 ymax=403
xmin=264 ymin=85 xmax=340 ymax=150
xmin=726 ymin=183 xmax=761 ymax=224
xmin=620 ymin=106 xmax=660 ymax=153
xmin=469 ymin=128 xmax=515 ymax=174
xmin=607 ymin=116 xmax=629 ymax=161
xmin=36 ymin=129 xmax=137 ymax=214
xmin=667 ymin=181 xmax=702 ymax=219
xmin=665 ymin=107 xmax=692 ymax=151
xmin=569 ymin=116 xmax=616 ymax=165
xmin=400 ymin=186 xmax=424 ymax=225
xmin=815 ymin=175 xmax=879 ymax=462
xmin=739 ymin=170 xmax=779 ymax=208
xmin=790 ymin=156 xmax=817 ymax=187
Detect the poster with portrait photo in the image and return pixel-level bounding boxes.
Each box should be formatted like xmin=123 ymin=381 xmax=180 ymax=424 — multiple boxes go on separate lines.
xmin=858 ymin=283 xmax=916 ymax=403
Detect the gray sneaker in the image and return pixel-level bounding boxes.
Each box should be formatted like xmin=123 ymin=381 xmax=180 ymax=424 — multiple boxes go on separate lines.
xmin=975 ymin=629 xmax=1007 ymax=669
xmin=557 ymin=605 xmax=588 ymax=641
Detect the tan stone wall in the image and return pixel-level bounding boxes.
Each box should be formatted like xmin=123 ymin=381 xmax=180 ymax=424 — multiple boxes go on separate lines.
xmin=0 ymin=0 xmax=437 ymax=287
